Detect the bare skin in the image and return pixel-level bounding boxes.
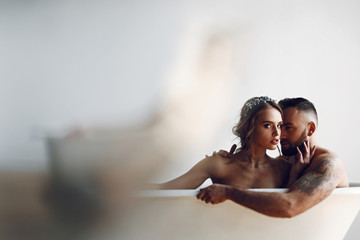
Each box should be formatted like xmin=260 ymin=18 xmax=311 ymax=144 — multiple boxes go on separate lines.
xmin=155 ymin=152 xmax=290 ymax=189
xmin=285 ymin=141 xmax=316 ymax=187
xmin=197 ymin=107 xmax=349 ymax=218
xmin=150 ymin=107 xmax=290 ymax=190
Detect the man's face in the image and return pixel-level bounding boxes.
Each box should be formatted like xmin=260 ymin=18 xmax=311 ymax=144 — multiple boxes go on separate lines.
xmin=280 ymin=107 xmax=309 ymax=156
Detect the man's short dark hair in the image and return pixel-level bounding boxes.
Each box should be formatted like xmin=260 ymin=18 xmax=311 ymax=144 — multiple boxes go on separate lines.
xmin=278 ymin=97 xmax=318 ymax=123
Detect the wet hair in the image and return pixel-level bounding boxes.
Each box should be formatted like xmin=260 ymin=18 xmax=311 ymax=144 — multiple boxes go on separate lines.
xmin=233 ymin=96 xmax=282 ymax=151
xmin=278 ymin=97 xmax=318 ymax=124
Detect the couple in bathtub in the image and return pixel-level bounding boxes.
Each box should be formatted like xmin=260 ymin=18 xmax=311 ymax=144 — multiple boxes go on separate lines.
xmin=153 ymin=96 xmax=348 ymax=218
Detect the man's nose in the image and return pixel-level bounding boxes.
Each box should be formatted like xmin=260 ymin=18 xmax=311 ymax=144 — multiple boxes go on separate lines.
xmin=280 ymin=130 xmax=286 ymax=139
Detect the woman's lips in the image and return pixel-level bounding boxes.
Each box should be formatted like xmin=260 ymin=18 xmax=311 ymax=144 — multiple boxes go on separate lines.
xmin=270 ymin=139 xmax=279 ymax=145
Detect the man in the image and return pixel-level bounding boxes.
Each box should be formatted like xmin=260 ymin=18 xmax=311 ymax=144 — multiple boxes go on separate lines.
xmin=197 ymin=97 xmax=349 ymax=218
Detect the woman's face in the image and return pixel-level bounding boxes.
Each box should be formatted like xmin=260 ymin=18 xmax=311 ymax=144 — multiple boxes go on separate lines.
xmin=251 ymin=107 xmax=283 ymax=151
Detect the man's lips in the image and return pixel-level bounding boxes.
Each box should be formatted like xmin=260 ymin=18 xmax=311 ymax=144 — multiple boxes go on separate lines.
xmin=280 ymin=140 xmax=290 ymax=147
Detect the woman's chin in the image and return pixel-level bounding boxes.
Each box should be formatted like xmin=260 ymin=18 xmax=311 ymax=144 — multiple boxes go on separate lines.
xmin=268 ymin=145 xmax=278 ymax=151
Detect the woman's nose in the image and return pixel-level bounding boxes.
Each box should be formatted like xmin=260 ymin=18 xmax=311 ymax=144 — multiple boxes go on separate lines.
xmin=273 ymin=127 xmax=280 ymax=136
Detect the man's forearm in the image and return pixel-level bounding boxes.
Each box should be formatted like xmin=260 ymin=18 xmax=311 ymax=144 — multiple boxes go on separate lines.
xmin=226 ymin=187 xmax=296 ymax=218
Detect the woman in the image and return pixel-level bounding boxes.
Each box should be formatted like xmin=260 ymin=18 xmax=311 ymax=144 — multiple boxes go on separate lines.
xmin=152 ymin=96 xmax=291 ymax=189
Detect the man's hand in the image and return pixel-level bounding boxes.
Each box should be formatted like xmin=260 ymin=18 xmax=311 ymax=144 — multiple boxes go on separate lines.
xmin=196 ymin=184 xmax=230 ymax=204
xmin=209 ymin=144 xmax=237 ymax=158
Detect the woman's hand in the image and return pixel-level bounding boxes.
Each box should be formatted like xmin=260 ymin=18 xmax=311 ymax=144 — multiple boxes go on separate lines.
xmin=295 ymin=141 xmax=316 ymax=166
xmin=287 ymin=141 xmax=316 ymax=187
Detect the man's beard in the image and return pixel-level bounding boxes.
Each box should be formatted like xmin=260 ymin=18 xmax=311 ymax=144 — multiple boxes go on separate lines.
xmin=281 ymin=129 xmax=307 ymax=156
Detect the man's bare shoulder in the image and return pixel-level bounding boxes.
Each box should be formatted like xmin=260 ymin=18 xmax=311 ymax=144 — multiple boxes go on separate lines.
xmin=312 ymin=147 xmax=343 ymax=166
xmin=307 ymin=146 xmax=349 ymax=187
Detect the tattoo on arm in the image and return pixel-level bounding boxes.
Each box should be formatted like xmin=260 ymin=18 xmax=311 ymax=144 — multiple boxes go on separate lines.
xmin=295 ymin=160 xmax=333 ymax=196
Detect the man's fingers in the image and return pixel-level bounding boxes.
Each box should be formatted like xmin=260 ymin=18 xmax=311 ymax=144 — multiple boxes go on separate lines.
xmin=197 ymin=187 xmax=215 ymax=204
xmin=216 ymin=150 xmax=228 ymax=157
xmin=230 ymin=144 xmax=237 ymax=155
xmin=197 ymin=189 xmax=205 ymax=199
xmin=202 ymin=192 xmax=210 ymax=202
xmin=197 ymin=188 xmax=211 ymax=202
xmin=214 ymin=145 xmax=236 ymax=159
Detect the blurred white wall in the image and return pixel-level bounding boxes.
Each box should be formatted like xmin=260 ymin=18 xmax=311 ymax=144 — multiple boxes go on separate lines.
xmin=1 ymin=0 xmax=360 ymax=238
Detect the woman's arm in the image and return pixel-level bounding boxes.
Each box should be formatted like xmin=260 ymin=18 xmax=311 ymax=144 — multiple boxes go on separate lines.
xmin=150 ymin=156 xmax=216 ymax=189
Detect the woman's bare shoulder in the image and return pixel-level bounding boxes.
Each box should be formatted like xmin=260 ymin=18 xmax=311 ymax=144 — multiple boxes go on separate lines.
xmin=201 ymin=153 xmax=234 ymax=177
xmin=271 ymin=155 xmax=291 ymax=163
xmin=203 ymin=153 xmax=232 ymax=166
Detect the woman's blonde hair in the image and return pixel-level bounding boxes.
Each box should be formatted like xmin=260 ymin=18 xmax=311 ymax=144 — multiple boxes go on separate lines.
xmin=232 ymin=96 xmax=282 ymax=151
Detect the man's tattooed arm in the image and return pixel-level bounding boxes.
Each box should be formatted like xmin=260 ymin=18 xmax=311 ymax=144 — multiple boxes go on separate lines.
xmin=295 ymin=159 xmax=334 ymax=196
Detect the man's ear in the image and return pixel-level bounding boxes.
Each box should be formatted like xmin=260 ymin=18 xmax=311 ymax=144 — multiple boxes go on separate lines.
xmin=307 ymin=121 xmax=316 ymax=136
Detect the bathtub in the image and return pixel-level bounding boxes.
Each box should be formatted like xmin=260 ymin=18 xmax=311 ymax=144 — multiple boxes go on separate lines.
xmin=117 ymin=183 xmax=360 ymax=240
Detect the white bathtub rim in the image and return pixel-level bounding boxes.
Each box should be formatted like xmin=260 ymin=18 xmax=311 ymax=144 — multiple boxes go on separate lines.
xmin=137 ymin=182 xmax=360 ymax=197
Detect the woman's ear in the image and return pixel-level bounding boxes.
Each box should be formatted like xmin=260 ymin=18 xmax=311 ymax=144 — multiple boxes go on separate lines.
xmin=307 ymin=122 xmax=316 ymax=136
